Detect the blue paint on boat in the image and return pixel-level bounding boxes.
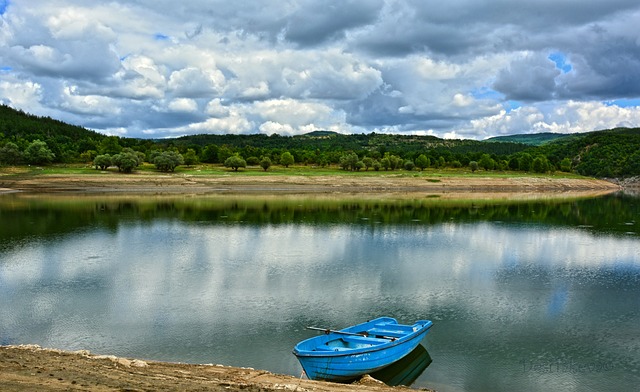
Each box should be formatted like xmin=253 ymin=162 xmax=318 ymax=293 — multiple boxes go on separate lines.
xmin=292 ymin=317 xmax=433 ymax=382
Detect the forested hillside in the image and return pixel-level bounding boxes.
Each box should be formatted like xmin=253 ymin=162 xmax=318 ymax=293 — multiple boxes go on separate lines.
xmin=485 ymin=133 xmax=571 ymax=146
xmin=1 ymin=104 xmax=639 ymax=177
xmin=536 ymin=128 xmax=640 ymax=178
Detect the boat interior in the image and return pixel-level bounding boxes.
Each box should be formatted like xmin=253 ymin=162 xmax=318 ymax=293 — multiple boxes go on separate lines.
xmin=316 ymin=322 xmax=418 ymax=351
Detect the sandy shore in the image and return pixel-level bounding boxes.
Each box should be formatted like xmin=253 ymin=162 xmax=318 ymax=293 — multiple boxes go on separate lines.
xmin=0 ymin=172 xmax=621 ymax=198
xmin=1 ymin=345 xmax=423 ymax=392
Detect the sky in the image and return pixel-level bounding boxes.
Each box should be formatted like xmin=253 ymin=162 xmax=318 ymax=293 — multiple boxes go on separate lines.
xmin=1 ymin=0 xmax=640 ymax=140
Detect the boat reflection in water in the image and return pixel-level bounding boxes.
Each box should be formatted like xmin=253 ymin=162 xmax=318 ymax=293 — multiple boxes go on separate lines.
xmin=370 ymin=345 xmax=432 ymax=387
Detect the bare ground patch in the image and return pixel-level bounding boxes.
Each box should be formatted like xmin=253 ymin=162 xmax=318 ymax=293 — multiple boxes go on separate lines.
xmin=1 ymin=345 xmax=430 ymax=392
xmin=0 ymin=173 xmax=621 ymax=198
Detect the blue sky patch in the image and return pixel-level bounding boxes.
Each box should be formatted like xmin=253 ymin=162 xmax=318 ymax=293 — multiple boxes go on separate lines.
xmin=503 ymin=100 xmax=522 ymax=112
xmin=0 ymin=0 xmax=9 ymax=15
xmin=548 ymin=52 xmax=572 ymax=73
xmin=604 ymin=98 xmax=640 ymax=108
xmin=471 ymin=87 xmax=503 ymax=101
xmin=0 ymin=66 xmax=11 ymax=72
xmin=154 ymin=33 xmax=170 ymax=41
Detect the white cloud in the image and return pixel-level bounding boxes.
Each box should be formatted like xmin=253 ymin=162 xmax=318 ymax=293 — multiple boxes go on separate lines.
xmin=471 ymin=101 xmax=640 ymax=138
xmin=181 ymin=115 xmax=253 ymax=135
xmin=168 ymin=67 xmax=225 ymax=97
xmin=1 ymin=0 xmax=640 ymax=139
xmin=253 ymin=99 xmax=335 ymax=126
xmin=0 ymin=79 xmax=43 ymax=110
xmin=240 ymin=81 xmax=270 ymax=99
xmin=60 ymin=85 xmax=121 ymax=115
xmin=205 ymin=98 xmax=229 ymax=117
xmin=167 ymin=98 xmax=198 ymax=113
xmin=259 ymin=121 xmax=296 ymax=136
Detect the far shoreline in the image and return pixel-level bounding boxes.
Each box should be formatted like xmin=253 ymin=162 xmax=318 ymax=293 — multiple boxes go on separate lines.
xmin=0 ymin=170 xmax=623 ymax=199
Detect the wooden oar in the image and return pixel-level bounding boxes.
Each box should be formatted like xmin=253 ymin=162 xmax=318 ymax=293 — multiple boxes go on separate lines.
xmin=305 ymin=326 xmax=396 ymax=340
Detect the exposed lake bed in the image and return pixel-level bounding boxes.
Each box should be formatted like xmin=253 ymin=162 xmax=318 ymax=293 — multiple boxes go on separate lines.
xmin=1 ymin=174 xmax=638 ymax=391
xmin=0 ymin=171 xmax=621 ymax=196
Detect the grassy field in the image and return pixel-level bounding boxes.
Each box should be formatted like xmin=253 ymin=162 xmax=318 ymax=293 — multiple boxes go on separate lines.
xmin=0 ymin=162 xmax=590 ymax=180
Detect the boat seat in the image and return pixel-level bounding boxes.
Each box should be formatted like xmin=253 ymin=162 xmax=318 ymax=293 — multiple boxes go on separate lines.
xmin=367 ymin=328 xmax=407 ymax=338
xmin=315 ymin=345 xmax=347 ymax=352
xmin=374 ymin=323 xmax=415 ymax=332
xmin=341 ymin=335 xmax=389 ymax=345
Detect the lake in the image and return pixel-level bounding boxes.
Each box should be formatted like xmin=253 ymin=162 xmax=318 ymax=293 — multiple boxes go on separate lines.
xmin=1 ymin=192 xmax=639 ymax=391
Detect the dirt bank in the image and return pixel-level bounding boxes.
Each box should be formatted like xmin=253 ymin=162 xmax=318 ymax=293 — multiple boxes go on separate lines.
xmin=0 ymin=345 xmax=430 ymax=392
xmin=0 ymin=172 xmax=621 ymax=198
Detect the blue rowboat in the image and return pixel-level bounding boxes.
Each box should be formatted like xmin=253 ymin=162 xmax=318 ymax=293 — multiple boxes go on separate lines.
xmin=292 ymin=317 xmax=433 ymax=382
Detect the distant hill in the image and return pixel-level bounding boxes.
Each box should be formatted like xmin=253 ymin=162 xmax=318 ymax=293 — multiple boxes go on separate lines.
xmin=535 ymin=127 xmax=640 ymax=177
xmin=485 ymin=132 xmax=571 ymax=146
xmin=2 ymin=104 xmax=640 ymax=177
xmin=0 ymin=104 xmax=104 ymax=143
xmin=300 ymin=130 xmax=339 ymax=137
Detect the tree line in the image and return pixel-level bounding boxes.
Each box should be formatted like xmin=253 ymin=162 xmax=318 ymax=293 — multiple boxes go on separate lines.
xmin=1 ymin=104 xmax=639 ymax=177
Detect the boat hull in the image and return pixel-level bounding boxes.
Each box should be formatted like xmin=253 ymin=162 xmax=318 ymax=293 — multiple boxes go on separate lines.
xmin=293 ymin=317 xmax=433 ymax=382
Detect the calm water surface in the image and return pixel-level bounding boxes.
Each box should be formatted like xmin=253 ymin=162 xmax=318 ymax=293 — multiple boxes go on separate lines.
xmin=1 ymin=193 xmax=639 ymax=391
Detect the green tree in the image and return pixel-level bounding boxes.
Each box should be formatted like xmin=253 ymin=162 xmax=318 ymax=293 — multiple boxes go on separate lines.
xmin=152 ymin=151 xmax=184 ymax=172
xmin=121 ymin=148 xmax=144 ymax=167
xmin=388 ymin=155 xmax=401 ymax=170
xmin=93 ymin=154 xmax=112 ymax=170
xmin=80 ymin=150 xmax=97 ymax=163
xmin=380 ymin=157 xmax=391 ymax=170
xmin=183 ymin=148 xmax=199 ymax=166
xmin=317 ymin=154 xmax=329 ymax=167
xmin=98 ymin=136 xmax=122 ymax=155
xmin=362 ymin=157 xmax=373 ymax=171
xmin=339 ymin=152 xmax=358 ymax=171
xmin=518 ymin=153 xmax=533 ymax=172
xmin=415 ymin=154 xmax=430 ymax=171
xmin=469 ymin=161 xmax=479 ymax=172
xmin=404 ymin=159 xmax=415 ymax=171
xmin=135 ymin=151 xmax=146 ymax=165
xmin=246 ymin=156 xmax=260 ymax=166
xmin=224 ymin=154 xmax=247 ymax=171
xmin=0 ymin=142 xmax=22 ymax=165
xmin=201 ymin=144 xmax=219 ymax=163
xmin=24 ymin=139 xmax=55 ymax=165
xmin=111 ymin=151 xmax=139 ymax=173
xmin=508 ymin=156 xmax=520 ymax=170
xmin=217 ymin=145 xmax=234 ymax=163
xmin=621 ymin=151 xmax=640 ymax=176
xmin=559 ymin=157 xmax=572 ymax=172
xmin=478 ymin=154 xmax=495 ymax=171
xmin=372 ymin=160 xmax=381 ymax=171
xmin=280 ymin=151 xmax=294 ymax=167
xmin=259 ymin=156 xmax=272 ymax=171
xmin=532 ymin=156 xmax=550 ymax=173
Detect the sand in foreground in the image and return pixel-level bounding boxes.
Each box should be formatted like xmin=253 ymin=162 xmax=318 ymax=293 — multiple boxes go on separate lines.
xmin=1 ymin=345 xmax=431 ymax=392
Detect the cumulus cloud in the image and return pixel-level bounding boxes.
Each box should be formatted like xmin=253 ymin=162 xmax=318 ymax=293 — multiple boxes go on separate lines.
xmin=1 ymin=0 xmax=640 ymax=139
xmin=493 ymin=52 xmax=561 ymax=101
xmin=167 ymin=98 xmax=198 ymax=113
xmin=470 ymin=101 xmax=640 ymax=139
xmin=168 ymin=67 xmax=225 ymax=97
xmin=0 ymin=79 xmax=43 ymax=110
